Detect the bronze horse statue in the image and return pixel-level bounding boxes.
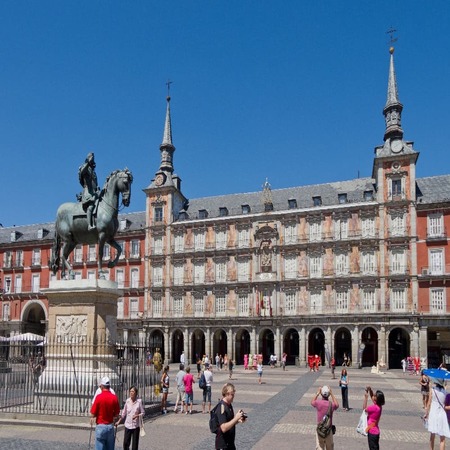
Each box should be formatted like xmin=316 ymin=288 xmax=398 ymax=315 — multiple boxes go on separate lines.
xmin=50 ymin=168 xmax=133 ymax=279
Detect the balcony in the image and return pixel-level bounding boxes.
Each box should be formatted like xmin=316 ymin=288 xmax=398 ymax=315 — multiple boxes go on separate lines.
xmin=419 ymin=265 xmax=450 ymax=279
xmin=426 ymin=228 xmax=447 ymax=243
xmin=388 ymin=266 xmax=410 ymax=276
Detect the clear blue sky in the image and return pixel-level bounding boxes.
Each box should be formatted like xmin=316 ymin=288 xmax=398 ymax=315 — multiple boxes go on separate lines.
xmin=1 ymin=1 xmax=449 ymax=227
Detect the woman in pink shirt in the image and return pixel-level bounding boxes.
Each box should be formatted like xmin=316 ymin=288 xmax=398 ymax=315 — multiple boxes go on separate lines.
xmin=363 ymin=386 xmax=385 ymax=450
xmin=116 ymin=386 xmax=145 ymax=450
xmin=183 ymin=366 xmax=195 ymax=414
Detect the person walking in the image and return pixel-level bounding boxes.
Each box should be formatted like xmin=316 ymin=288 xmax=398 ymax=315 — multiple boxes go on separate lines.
xmin=202 ymin=363 xmax=213 ymax=414
xmin=311 ymin=385 xmax=339 ymax=450
xmin=183 ymin=366 xmax=195 ymax=414
xmin=257 ymin=360 xmax=263 ymax=384
xmin=330 ymin=357 xmax=336 ymax=379
xmin=215 ymin=383 xmax=246 ymax=450
xmin=228 ymin=358 xmax=234 ymax=379
xmin=215 ymin=353 xmax=220 ymax=371
xmin=174 ymin=363 xmax=186 ymax=413
xmin=90 ymin=377 xmax=120 ymax=450
xmin=116 ymin=386 xmax=145 ymax=450
xmin=160 ymin=365 xmax=170 ymax=414
xmin=424 ymin=378 xmax=450 ymax=450
xmin=363 ymin=386 xmax=385 ymax=450
xmin=180 ymin=350 xmax=185 ymax=366
xmin=340 ymin=368 xmax=350 ymax=411
xmin=282 ymin=352 xmax=287 ymax=371
xmin=401 ymin=357 xmax=407 ymax=375
xmin=419 ymin=371 xmax=430 ymax=410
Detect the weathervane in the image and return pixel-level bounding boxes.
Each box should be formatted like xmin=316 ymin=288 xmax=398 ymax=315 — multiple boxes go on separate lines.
xmin=166 ymin=79 xmax=173 ymax=100
xmin=386 ymin=27 xmax=398 ymax=52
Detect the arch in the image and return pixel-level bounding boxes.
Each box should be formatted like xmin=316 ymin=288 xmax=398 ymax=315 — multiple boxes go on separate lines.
xmin=283 ymin=328 xmax=299 ymax=365
xmin=388 ymin=327 xmax=410 ymax=369
xmin=259 ymin=328 xmax=275 ymax=363
xmin=191 ymin=328 xmax=205 ymax=365
xmin=360 ymin=327 xmax=378 ymax=367
xmin=334 ymin=327 xmax=352 ymax=365
xmin=149 ymin=329 xmax=165 ymax=361
xmin=171 ymin=329 xmax=184 ymax=364
xmin=308 ymin=328 xmax=325 ymax=365
xmin=212 ymin=329 xmax=228 ymax=363
xmin=235 ymin=329 xmax=250 ymax=365
xmin=21 ymin=301 xmax=46 ymax=336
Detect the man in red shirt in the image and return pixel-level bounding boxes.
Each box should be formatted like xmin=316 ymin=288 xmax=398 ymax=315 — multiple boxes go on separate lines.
xmin=90 ymin=376 xmax=120 ymax=450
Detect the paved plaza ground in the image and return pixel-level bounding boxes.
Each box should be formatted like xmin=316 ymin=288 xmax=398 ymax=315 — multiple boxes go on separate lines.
xmin=0 ymin=364 xmax=432 ymax=449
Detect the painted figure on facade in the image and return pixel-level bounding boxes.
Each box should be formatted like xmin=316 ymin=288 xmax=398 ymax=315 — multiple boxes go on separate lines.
xmin=50 ymin=157 xmax=133 ymax=279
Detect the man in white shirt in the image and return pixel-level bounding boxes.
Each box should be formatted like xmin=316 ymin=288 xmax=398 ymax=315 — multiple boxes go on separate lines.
xmin=180 ymin=351 xmax=185 ymax=366
xmin=202 ymin=363 xmax=213 ymax=413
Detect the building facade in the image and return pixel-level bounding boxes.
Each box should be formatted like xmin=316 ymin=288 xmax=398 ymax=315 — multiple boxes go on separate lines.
xmin=1 ymin=48 xmax=449 ymax=369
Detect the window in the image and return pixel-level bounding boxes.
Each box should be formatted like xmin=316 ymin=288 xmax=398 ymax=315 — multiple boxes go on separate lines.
xmin=215 ymin=295 xmax=226 ymax=316
xmin=216 ymin=261 xmax=226 ymax=283
xmin=173 ymin=263 xmax=184 ymax=285
xmin=362 ymin=289 xmax=376 ymax=312
xmin=284 ymin=254 xmax=297 ymax=279
xmin=390 ymin=249 xmax=405 ymax=274
xmin=103 ymin=244 xmax=110 ymax=261
xmin=237 ymin=228 xmax=250 ymax=248
xmin=389 ymin=177 xmax=405 ymax=200
xmin=153 ymin=266 xmax=163 ymax=286
xmin=131 ymin=240 xmax=140 ymax=258
xmin=2 ymin=303 xmax=10 ymax=321
xmin=154 ymin=207 xmax=163 ymax=223
xmin=219 ymin=207 xmax=228 ymax=217
xmin=3 ymin=252 xmax=12 ymax=268
xmin=430 ymin=288 xmax=445 ymax=314
xmin=238 ymin=294 xmax=249 ymax=316
xmin=194 ymin=261 xmax=205 ymax=284
xmin=174 ymin=233 xmax=184 ymax=253
xmin=194 ymin=230 xmax=205 ymax=251
xmin=130 ymin=298 xmax=139 ymax=319
xmin=119 ymin=219 xmax=128 ymax=231
xmin=310 ymin=256 xmax=322 ymax=278
xmin=32 ymin=249 xmax=41 ymax=266
xmin=338 ymin=193 xmax=347 ymax=204
xmin=335 ymin=252 xmax=348 ymax=275
xmin=216 ymin=230 xmax=227 ymax=249
xmin=131 ymin=268 xmax=139 ymax=288
xmin=199 ymin=209 xmax=208 ymax=219
xmin=241 ymin=204 xmax=250 ymax=214
xmin=284 ymin=223 xmax=297 ymax=244
xmin=3 ymin=277 xmax=11 ymax=293
xmin=14 ymin=275 xmax=22 ymax=294
xmin=102 ymin=270 xmax=110 ymax=281
xmin=118 ymin=241 xmax=125 ymax=259
xmin=32 ymin=274 xmax=40 ymax=293
xmin=87 ymin=271 xmax=96 ymax=280
xmin=152 ymin=296 xmax=162 ymax=317
xmin=390 ymin=288 xmax=406 ymax=311
xmin=194 ymin=294 xmax=204 ymax=315
xmin=88 ymin=245 xmax=96 ymax=262
xmin=309 ymin=221 xmax=322 ymax=242
xmin=16 ymin=250 xmax=23 ymax=267
xmin=173 ymin=296 xmax=183 ymax=317
xmin=117 ymin=299 xmax=124 ymax=319
xmin=361 ymin=217 xmax=376 ymax=238
xmin=429 ymin=249 xmax=444 ymax=275
xmin=336 ymin=291 xmax=349 ymax=313
xmin=364 ymin=190 xmax=374 ymax=201
xmin=237 ymin=259 xmax=250 ymax=282
xmin=288 ymin=198 xmax=297 ymax=209
xmin=116 ymin=269 xmax=124 ymax=289
xmin=74 ymin=272 xmax=82 ymax=280
xmin=285 ymin=291 xmax=296 ymax=315
xmin=310 ymin=290 xmax=322 ymax=313
xmin=313 ymin=196 xmax=322 ymax=207
xmin=392 ymin=179 xmax=402 ymax=196
xmin=390 ymin=212 xmax=405 ymax=236
xmin=153 ymin=236 xmax=163 ymax=255
xmin=361 ymin=251 xmax=376 ymax=275
xmin=428 ymin=212 xmax=444 ymax=238
xmin=334 ymin=219 xmax=348 ymax=240
xmin=74 ymin=245 xmax=83 ymax=263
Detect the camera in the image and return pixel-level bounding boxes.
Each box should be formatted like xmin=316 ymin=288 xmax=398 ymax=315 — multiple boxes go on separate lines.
xmin=241 ymin=412 xmax=248 ymax=420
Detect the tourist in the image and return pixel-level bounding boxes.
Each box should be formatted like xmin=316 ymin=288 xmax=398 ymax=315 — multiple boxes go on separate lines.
xmin=228 ymin=358 xmax=234 ymax=379
xmin=116 ymin=386 xmax=145 ymax=450
xmin=183 ymin=366 xmax=195 ymax=414
xmin=424 ymin=378 xmax=450 ymax=449
xmin=363 ymin=386 xmax=385 ymax=450
xmin=174 ymin=363 xmax=186 ymax=413
xmin=330 ymin=357 xmax=336 ymax=379
xmin=180 ymin=350 xmax=185 ymax=366
xmin=311 ymin=385 xmax=339 ymax=450
xmin=202 ymin=363 xmax=213 ymax=414
xmin=340 ymin=368 xmax=350 ymax=411
xmin=196 ymin=355 xmax=202 ymax=379
xmin=215 ymin=353 xmax=220 ymax=371
xmin=257 ymin=360 xmax=263 ymax=384
xmin=419 ymin=371 xmax=430 ymax=410
xmin=90 ymin=377 xmax=120 ymax=450
xmin=401 ymin=357 xmax=407 ymax=374
xmin=160 ymin=365 xmax=170 ymax=414
xmin=243 ymin=354 xmax=248 ymax=370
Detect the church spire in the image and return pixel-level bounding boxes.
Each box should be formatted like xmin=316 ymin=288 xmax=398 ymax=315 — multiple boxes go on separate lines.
xmin=159 ymin=83 xmax=175 ymax=173
xmin=383 ymin=46 xmax=404 ymax=141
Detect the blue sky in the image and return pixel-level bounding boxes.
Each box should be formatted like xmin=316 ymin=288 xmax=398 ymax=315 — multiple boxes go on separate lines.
xmin=1 ymin=1 xmax=449 ymax=227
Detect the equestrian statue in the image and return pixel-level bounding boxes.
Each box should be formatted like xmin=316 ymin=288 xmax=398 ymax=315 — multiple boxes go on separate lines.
xmin=50 ymin=152 xmax=133 ymax=279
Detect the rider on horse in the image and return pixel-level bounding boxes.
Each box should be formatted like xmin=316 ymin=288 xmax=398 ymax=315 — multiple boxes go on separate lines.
xmin=78 ymin=152 xmax=99 ymax=230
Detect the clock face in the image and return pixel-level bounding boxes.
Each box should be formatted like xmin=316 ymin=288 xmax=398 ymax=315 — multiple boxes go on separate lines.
xmin=391 ymin=139 xmax=403 ymax=153
xmin=154 ymin=174 xmax=165 ymax=186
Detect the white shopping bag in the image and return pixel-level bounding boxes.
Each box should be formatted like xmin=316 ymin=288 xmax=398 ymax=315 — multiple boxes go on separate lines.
xmin=356 ymin=411 xmax=368 ymax=436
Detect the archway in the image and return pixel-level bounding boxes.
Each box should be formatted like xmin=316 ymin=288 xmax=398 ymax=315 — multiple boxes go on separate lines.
xmin=283 ymin=328 xmax=299 ymax=365
xmin=149 ymin=329 xmax=165 ymax=361
xmin=212 ymin=329 xmax=228 ymax=363
xmin=259 ymin=328 xmax=274 ymax=364
xmin=388 ymin=327 xmax=410 ymax=369
xmin=334 ymin=328 xmax=352 ymax=365
xmin=235 ymin=329 xmax=250 ymax=364
xmin=361 ymin=327 xmax=378 ymax=367
xmin=22 ymin=302 xmax=46 ymax=336
xmin=191 ymin=329 xmax=205 ymax=365
xmin=171 ymin=329 xmax=184 ymax=364
xmin=308 ymin=328 xmax=325 ymax=365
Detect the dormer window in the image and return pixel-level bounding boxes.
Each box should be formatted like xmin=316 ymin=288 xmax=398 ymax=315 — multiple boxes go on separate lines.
xmin=37 ymin=228 xmax=48 ymax=239
xmin=313 ymin=196 xmax=322 ymax=207
xmin=338 ymin=193 xmax=347 ymax=204
xmin=179 ymin=211 xmax=188 ymax=221
xmin=219 ymin=207 xmax=228 ymax=217
xmin=119 ymin=219 xmax=129 ymax=231
xmin=364 ymin=190 xmax=374 ymax=201
xmin=10 ymin=231 xmax=22 ymax=242
xmin=199 ymin=209 xmax=208 ymax=219
xmin=242 ymin=204 xmax=250 ymax=214
xmin=288 ymin=198 xmax=297 ymax=209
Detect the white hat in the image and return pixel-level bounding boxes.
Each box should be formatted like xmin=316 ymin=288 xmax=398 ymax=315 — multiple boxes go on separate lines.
xmin=321 ymin=385 xmax=330 ymax=398
xmin=100 ymin=376 xmax=110 ymax=386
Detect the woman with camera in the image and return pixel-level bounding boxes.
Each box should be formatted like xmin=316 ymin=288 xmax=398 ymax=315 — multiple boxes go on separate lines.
xmin=363 ymin=386 xmax=385 ymax=450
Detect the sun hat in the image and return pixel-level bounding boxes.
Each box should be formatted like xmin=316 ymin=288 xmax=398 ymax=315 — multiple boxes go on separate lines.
xmin=321 ymin=385 xmax=330 ymax=398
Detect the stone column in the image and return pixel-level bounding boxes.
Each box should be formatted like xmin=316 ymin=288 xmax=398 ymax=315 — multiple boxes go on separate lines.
xmin=184 ymin=328 xmax=189 ymax=364
xmin=206 ymin=327 xmax=211 ymax=359
xmin=379 ymin=325 xmax=386 ymax=367
xmin=168 ymin=329 xmax=173 ymax=363
xmin=251 ymin=327 xmax=257 ymax=355
xmin=300 ymin=328 xmax=306 ymax=366
xmin=275 ymin=327 xmax=281 ymax=359
xmin=419 ymin=326 xmax=428 ymax=364
xmin=164 ymin=327 xmax=169 ymax=365
xmin=352 ymin=325 xmax=359 ymax=367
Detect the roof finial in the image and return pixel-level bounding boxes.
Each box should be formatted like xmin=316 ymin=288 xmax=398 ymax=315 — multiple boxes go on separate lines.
xmin=386 ymin=27 xmax=398 ymax=53
xmin=166 ymin=79 xmax=172 ymax=102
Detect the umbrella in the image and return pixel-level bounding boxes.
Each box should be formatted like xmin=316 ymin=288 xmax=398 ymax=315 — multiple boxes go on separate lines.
xmin=8 ymin=332 xmax=45 ymax=342
xmin=423 ymin=368 xmax=450 ymax=384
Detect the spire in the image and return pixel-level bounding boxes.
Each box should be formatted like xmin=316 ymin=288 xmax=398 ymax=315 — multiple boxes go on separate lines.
xmin=383 ymin=46 xmax=403 ymax=141
xmin=159 ymin=84 xmax=175 ymax=174
xmin=162 ymin=94 xmax=173 ymax=146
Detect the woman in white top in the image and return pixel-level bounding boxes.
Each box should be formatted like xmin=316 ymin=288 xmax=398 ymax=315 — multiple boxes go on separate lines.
xmin=116 ymin=386 xmax=145 ymax=450
xmin=424 ymin=379 xmax=450 ymax=450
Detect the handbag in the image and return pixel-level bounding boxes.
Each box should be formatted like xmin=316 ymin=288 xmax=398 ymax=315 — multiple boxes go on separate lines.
xmin=139 ymin=414 xmax=146 ymax=437
xmin=356 ymin=411 xmax=368 ymax=436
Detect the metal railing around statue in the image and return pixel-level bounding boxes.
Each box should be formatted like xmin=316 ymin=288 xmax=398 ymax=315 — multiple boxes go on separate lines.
xmin=0 ymin=337 xmax=160 ymax=417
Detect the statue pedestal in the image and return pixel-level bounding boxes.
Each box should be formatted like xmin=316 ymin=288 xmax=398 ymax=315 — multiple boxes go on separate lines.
xmin=36 ymin=279 xmax=121 ymax=413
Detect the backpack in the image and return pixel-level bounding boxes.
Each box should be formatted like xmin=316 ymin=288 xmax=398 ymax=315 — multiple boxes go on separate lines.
xmin=316 ymin=401 xmax=333 ymax=438
xmin=209 ymin=401 xmax=221 ymax=433
xmin=199 ymin=372 xmax=206 ymax=390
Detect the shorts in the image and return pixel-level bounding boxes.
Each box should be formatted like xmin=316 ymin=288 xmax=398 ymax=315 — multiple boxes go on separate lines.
xmin=176 ymin=387 xmax=185 ymax=403
xmin=185 ymin=392 xmax=193 ymax=404
xmin=202 ymin=386 xmax=211 ymax=402
xmin=162 ymin=387 xmax=168 ymax=394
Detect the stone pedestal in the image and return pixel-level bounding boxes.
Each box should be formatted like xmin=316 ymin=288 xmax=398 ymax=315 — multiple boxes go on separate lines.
xmin=36 ymin=279 xmax=122 ymax=413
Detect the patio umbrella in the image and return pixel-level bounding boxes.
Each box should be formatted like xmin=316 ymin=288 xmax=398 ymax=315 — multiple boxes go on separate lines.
xmin=423 ymin=368 xmax=450 ymax=385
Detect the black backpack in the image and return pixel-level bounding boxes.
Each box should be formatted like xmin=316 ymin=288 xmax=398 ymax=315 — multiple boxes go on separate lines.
xmin=209 ymin=401 xmax=222 ymax=434
xmin=199 ymin=372 xmax=206 ymax=389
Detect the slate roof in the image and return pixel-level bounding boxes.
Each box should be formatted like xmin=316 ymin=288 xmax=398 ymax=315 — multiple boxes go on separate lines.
xmin=416 ymin=174 xmax=450 ymax=205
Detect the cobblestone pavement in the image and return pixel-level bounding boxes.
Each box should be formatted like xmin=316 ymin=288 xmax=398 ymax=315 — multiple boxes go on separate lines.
xmin=0 ymin=364 xmax=432 ymax=449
